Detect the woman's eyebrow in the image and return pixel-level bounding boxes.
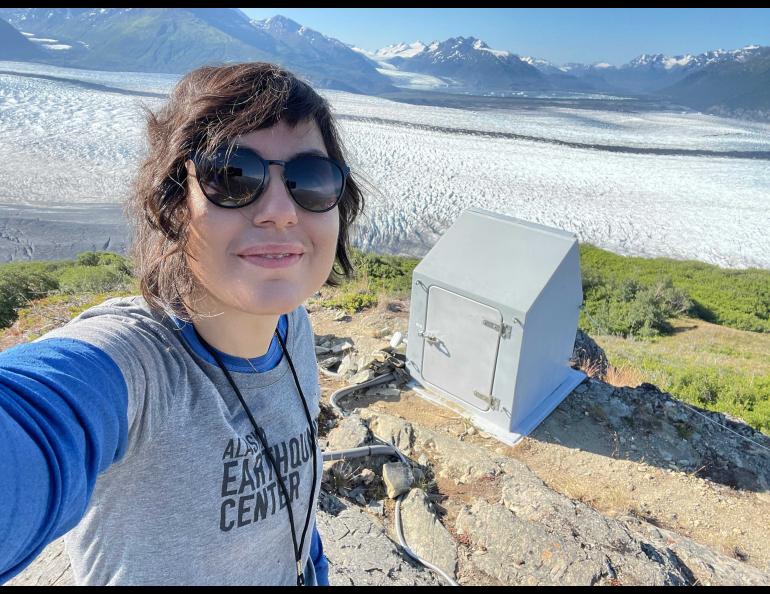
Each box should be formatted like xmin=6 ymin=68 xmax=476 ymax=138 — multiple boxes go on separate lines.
xmin=289 ymin=149 xmax=327 ymax=159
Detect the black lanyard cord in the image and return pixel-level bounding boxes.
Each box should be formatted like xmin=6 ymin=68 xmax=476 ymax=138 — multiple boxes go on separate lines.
xmin=192 ymin=323 xmax=317 ymax=586
xmin=274 ymin=325 xmax=318 ymax=573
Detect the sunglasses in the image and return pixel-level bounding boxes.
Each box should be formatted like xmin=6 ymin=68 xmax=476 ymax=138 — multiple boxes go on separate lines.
xmin=188 ymin=145 xmax=350 ymax=213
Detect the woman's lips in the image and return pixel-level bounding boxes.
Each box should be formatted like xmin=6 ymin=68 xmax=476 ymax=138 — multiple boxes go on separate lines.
xmin=239 ymin=253 xmax=303 ymax=269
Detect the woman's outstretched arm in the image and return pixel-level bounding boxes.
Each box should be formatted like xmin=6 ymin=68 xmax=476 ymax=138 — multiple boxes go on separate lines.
xmin=0 ymin=338 xmax=130 ymax=584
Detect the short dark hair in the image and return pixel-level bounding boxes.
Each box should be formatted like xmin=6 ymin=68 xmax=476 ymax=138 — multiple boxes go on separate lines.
xmin=124 ymin=62 xmax=364 ymax=322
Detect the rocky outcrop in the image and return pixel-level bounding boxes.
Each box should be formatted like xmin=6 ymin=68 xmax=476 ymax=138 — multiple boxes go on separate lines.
xmin=9 ymin=361 xmax=770 ymax=586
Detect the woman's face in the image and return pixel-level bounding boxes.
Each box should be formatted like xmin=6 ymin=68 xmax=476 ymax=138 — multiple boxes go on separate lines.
xmin=183 ymin=119 xmax=341 ymax=317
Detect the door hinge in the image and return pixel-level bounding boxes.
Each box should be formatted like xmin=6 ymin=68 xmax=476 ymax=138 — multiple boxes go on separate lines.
xmin=473 ymin=390 xmax=500 ymax=411
xmin=482 ymin=319 xmax=511 ymax=339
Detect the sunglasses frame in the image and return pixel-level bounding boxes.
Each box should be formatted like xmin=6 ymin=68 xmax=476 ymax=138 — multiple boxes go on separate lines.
xmin=188 ymin=145 xmax=350 ymax=213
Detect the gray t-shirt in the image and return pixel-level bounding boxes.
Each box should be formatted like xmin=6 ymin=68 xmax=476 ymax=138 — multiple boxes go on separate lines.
xmin=33 ymin=295 xmax=323 ymax=585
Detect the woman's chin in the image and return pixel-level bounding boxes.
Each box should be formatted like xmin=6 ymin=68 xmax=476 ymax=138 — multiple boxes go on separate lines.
xmin=236 ymin=291 xmax=304 ymax=315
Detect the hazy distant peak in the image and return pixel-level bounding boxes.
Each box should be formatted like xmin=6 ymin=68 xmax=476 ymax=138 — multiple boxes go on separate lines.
xmin=375 ymin=41 xmax=427 ymax=59
xmin=414 ymin=35 xmax=517 ymax=63
xmin=624 ymin=45 xmax=766 ymax=71
xmin=663 ymin=54 xmax=696 ymax=69
xmin=255 ymin=14 xmax=302 ymax=32
xmin=521 ymin=56 xmax=571 ymax=75
xmin=472 ymin=38 xmax=511 ymax=58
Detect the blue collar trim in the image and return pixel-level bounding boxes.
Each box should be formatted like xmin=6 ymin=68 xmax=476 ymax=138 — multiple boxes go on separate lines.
xmin=169 ymin=313 xmax=289 ymax=373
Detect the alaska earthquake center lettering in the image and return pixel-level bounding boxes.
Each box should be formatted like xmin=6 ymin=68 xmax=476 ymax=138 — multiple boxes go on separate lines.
xmin=219 ymin=425 xmax=315 ymax=532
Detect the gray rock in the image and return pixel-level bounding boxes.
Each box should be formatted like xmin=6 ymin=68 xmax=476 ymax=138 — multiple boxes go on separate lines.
xmin=357 ymin=354 xmax=376 ymax=372
xmin=419 ymin=430 xmax=502 ymax=484
xmin=331 ymin=340 xmax=355 ymax=354
xmin=336 ymin=353 xmax=357 ymax=377
xmin=383 ymin=462 xmax=415 ymax=499
xmin=351 ymin=369 xmax=376 ymax=384
xmin=456 ymin=493 xmax=692 ymax=585
xmin=318 ymin=355 xmax=341 ymax=370
xmin=365 ymin=413 xmax=415 ymax=454
xmin=367 ymin=500 xmax=385 ymax=516
xmin=571 ymin=329 xmax=609 ymax=378
xmin=326 ymin=414 xmax=370 ymax=451
xmin=399 ymin=488 xmax=458 ymax=579
xmin=316 ymin=506 xmax=440 ymax=585
xmin=348 ymin=487 xmax=367 ymax=506
xmin=621 ymin=515 xmax=770 ymax=586
xmin=315 ymin=345 xmax=332 ymax=355
xmin=357 ymin=468 xmax=376 ymax=486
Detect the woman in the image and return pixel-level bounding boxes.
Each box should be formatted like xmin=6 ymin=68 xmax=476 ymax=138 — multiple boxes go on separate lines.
xmin=0 ymin=62 xmax=364 ymax=585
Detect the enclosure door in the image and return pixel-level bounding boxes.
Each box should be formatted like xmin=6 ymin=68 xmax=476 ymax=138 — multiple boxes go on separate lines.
xmin=421 ymin=286 xmax=502 ymax=411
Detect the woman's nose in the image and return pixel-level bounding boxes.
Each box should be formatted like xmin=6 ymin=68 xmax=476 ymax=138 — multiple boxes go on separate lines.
xmin=247 ymin=163 xmax=299 ymax=227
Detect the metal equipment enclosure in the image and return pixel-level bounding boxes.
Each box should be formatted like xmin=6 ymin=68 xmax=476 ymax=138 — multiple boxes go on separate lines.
xmin=405 ymin=207 xmax=586 ymax=446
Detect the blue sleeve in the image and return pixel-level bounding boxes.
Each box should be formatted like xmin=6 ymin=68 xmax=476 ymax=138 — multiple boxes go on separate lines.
xmin=310 ymin=522 xmax=329 ymax=586
xmin=0 ymin=338 xmax=129 ymax=584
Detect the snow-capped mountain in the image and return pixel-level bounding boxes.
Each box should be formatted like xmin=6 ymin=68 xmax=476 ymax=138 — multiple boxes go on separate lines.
xmin=627 ymin=45 xmax=763 ymax=72
xmin=0 ymin=9 xmax=394 ymax=94
xmin=374 ymin=41 xmax=428 ymax=60
xmin=520 ymin=56 xmax=566 ymax=76
xmin=370 ymin=36 xmax=545 ymax=91
xmin=247 ymin=15 xmax=392 ymax=93
xmin=522 ymin=45 xmax=768 ymax=95
xmin=660 ymin=45 xmax=770 ymax=116
xmin=0 ymin=9 xmax=766 ymax=114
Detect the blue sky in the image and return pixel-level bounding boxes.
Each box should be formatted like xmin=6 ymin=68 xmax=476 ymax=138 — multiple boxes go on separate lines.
xmin=239 ymin=8 xmax=770 ymax=66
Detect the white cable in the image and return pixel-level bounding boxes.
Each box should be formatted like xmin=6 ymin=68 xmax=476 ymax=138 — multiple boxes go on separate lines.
xmin=328 ymin=371 xmax=398 ymax=416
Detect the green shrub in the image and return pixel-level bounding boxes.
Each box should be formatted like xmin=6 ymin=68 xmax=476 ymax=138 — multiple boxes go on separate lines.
xmin=57 ymin=265 xmax=129 ymax=294
xmin=580 ymin=270 xmax=692 ymax=338
xmin=348 ymin=247 xmax=419 ymax=296
xmin=75 ymin=251 xmax=133 ymax=275
xmin=580 ymin=244 xmax=770 ymax=333
xmin=0 ymin=252 xmax=135 ymax=329
xmin=76 ymin=252 xmax=101 ymax=267
xmin=318 ymin=290 xmax=377 ymax=314
xmin=0 ymin=265 xmax=60 ymax=327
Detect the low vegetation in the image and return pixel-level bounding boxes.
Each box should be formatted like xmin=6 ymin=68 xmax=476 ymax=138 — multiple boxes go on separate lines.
xmin=1 ymin=244 xmax=768 ymax=433
xmin=0 ymin=252 xmax=136 ymax=329
xmin=580 ymin=244 xmax=770 ymax=335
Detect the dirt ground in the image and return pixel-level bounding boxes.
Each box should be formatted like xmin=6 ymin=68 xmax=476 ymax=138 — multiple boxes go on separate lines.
xmin=307 ymin=298 xmax=770 ymax=579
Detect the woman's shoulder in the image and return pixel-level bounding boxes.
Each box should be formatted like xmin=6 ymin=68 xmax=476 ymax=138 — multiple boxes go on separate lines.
xmin=30 ymin=294 xmax=180 ymax=355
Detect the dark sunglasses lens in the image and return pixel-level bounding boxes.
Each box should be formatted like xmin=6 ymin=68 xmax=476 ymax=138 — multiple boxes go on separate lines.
xmin=284 ymin=156 xmax=345 ymax=212
xmin=197 ymin=149 xmax=265 ymax=207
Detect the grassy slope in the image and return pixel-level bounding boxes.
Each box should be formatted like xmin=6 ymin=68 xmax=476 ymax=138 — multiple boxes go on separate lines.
xmin=595 ymin=317 xmax=770 ymax=435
